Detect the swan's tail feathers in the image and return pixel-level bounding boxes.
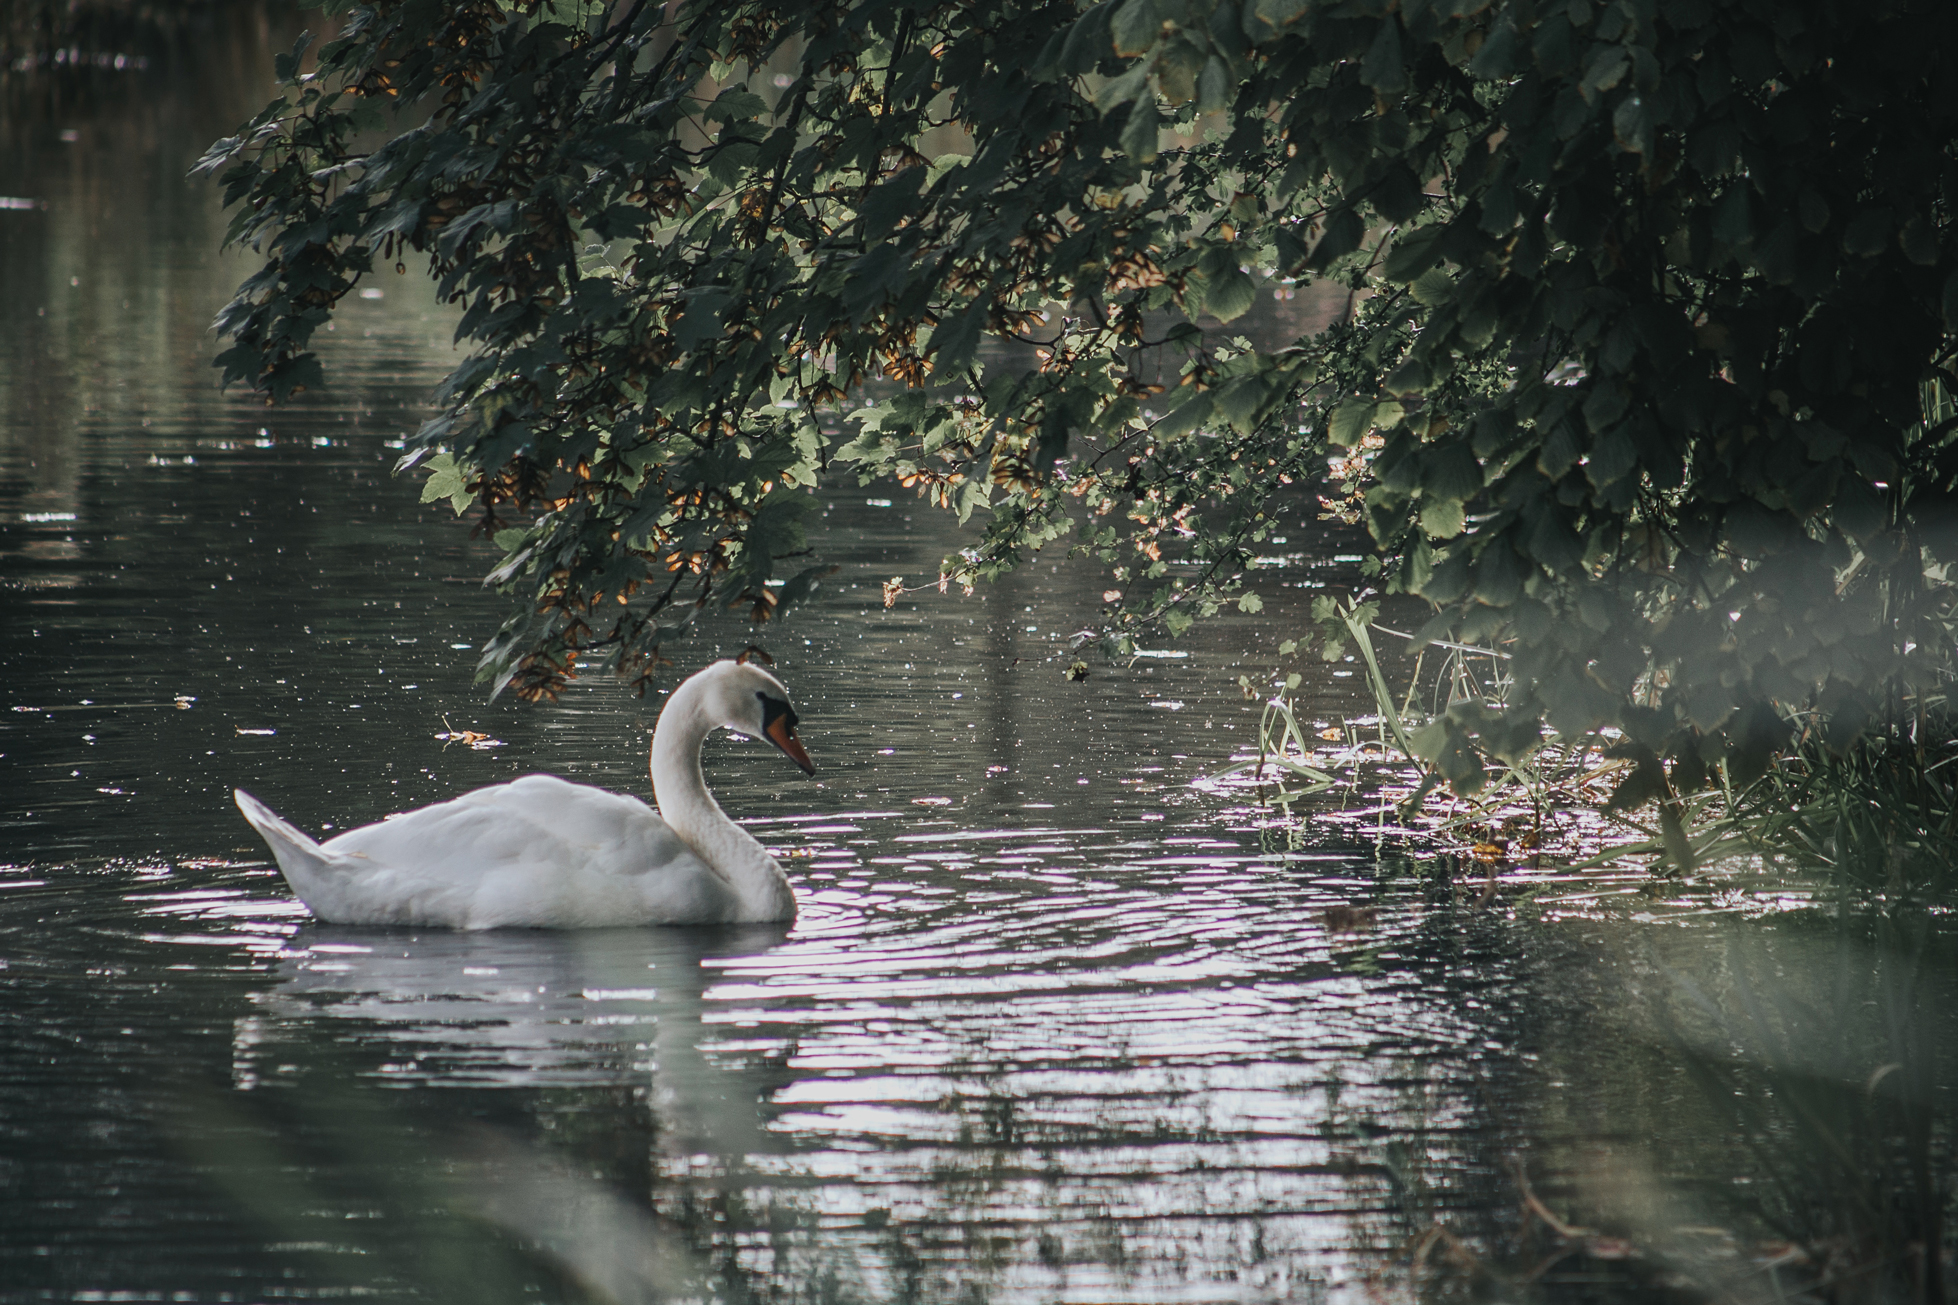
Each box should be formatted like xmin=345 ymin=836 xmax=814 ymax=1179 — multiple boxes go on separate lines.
xmin=234 ymin=789 xmax=334 ymax=913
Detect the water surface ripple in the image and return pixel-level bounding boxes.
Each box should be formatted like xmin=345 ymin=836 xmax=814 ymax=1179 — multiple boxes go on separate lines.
xmin=6 ymin=24 xmax=1944 ymax=1305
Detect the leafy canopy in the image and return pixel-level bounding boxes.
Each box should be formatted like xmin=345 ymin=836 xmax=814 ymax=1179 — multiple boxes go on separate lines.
xmin=202 ymin=0 xmax=1958 ymax=797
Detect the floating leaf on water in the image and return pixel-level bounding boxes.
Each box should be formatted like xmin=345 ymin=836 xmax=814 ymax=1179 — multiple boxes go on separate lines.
xmin=1065 ymin=661 xmax=1089 ymax=681
xmin=436 ymin=716 xmax=503 ymax=748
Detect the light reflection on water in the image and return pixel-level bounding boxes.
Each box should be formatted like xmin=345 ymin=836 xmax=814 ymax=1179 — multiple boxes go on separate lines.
xmin=224 ymin=871 xmax=1475 ymax=1302
xmin=111 ymin=806 xmax=1484 ymax=1297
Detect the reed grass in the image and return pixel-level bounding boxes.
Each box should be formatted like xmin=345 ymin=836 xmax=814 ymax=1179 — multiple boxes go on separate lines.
xmin=1238 ymin=593 xmax=1958 ymax=904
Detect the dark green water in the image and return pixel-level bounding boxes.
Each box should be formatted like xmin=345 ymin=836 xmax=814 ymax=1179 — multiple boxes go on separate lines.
xmin=1 ymin=12 xmax=1951 ymax=1304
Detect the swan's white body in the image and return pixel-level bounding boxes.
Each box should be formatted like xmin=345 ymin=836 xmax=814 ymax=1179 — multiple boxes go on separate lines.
xmin=234 ymin=660 xmax=811 ymax=929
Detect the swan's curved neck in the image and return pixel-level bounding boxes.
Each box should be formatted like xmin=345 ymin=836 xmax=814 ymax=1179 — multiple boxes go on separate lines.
xmin=650 ymin=679 xmax=794 ymax=920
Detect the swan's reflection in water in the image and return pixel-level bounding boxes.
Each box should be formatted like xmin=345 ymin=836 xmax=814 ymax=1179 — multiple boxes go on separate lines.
xmin=241 ymin=923 xmax=798 ymax=1159
xmin=228 ymin=925 xmax=810 ymax=1301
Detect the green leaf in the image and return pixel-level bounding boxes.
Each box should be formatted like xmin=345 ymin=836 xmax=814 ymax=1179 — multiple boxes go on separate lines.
xmin=272 ymin=31 xmax=313 ymax=84
xmin=1473 ymin=543 xmax=1524 ymax=605
xmin=1409 ymin=718 xmax=1448 ymax=762
xmin=418 ymin=452 xmax=472 ymax=515
xmin=1095 ymin=58 xmax=1152 ymax=111
xmin=953 ymin=474 xmax=991 ymax=525
xmin=1203 ymin=263 xmax=1257 ymax=321
xmin=1685 ymin=682 xmax=1736 ymax=733
xmin=1900 ymin=213 xmax=1939 ymax=265
xmin=1469 ymin=18 xmax=1520 ymax=76
xmin=1110 ymin=0 xmax=1163 ymax=57
xmin=1212 ymin=376 xmax=1266 ymax=429
xmin=1380 ymin=225 xmax=1444 ymax=282
xmin=1611 ymin=93 xmax=1653 ymax=154
xmin=1605 ymin=757 xmax=1668 ymax=811
xmin=1409 ymin=267 xmax=1454 ymax=306
xmin=859 ymin=166 xmax=926 ymax=239
xmin=1581 ymin=384 xmax=1629 ymax=433
xmin=1526 ymin=508 xmax=1582 ymax=573
xmin=1412 ymin=719 xmax=1485 ymax=792
xmin=672 ymin=287 xmax=733 ymax=352
xmin=706 ymin=138 xmax=759 ymax=187
xmin=1581 ymin=46 xmax=1629 ymax=98
xmin=1328 ymin=398 xmax=1375 ymax=448
xmin=1119 ymin=96 xmax=1163 ymax=163
xmin=1153 ymin=392 xmax=1213 ymax=439
xmin=1537 ymin=425 xmax=1581 ymax=479
xmin=1360 ymin=18 xmax=1405 ymax=94
xmin=1833 ymin=476 xmax=1886 ymax=541
xmin=1418 ymin=443 xmax=1483 ymax=501
xmin=1308 ymin=208 xmax=1365 ymax=269
xmin=1197 ymin=55 xmax=1233 ymax=113
xmin=1420 ymin=496 xmax=1465 ymax=538
xmin=1383 ymin=356 xmax=1428 ymax=394
xmin=1154 ymin=33 xmax=1203 ymax=104
xmin=1713 ymin=185 xmax=1756 ymax=248
xmin=1585 ymin=425 xmax=1637 ymax=488
xmin=931 ymin=295 xmax=990 ymax=376
xmin=703 ymin=86 xmax=768 ymax=122
xmin=1059 ymin=5 xmax=1116 ymax=73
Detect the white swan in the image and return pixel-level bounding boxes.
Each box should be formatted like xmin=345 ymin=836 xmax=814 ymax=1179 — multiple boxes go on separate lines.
xmin=233 ymin=659 xmax=812 ymax=929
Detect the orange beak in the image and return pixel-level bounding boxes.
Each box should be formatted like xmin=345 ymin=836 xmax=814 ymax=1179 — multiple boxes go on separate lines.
xmin=765 ymin=715 xmax=815 ymax=775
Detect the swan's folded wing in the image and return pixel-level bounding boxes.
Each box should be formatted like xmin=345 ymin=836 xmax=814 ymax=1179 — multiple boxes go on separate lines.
xmin=451 ymin=775 xmax=704 ymax=867
xmin=319 ymin=775 xmax=731 ymax=927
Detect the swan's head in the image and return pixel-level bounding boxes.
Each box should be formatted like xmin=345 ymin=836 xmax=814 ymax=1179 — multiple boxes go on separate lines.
xmin=698 ymin=659 xmax=815 ymax=775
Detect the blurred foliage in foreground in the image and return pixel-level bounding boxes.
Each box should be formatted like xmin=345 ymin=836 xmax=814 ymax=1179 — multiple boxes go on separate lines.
xmin=197 ymin=0 xmax=1957 ymax=799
